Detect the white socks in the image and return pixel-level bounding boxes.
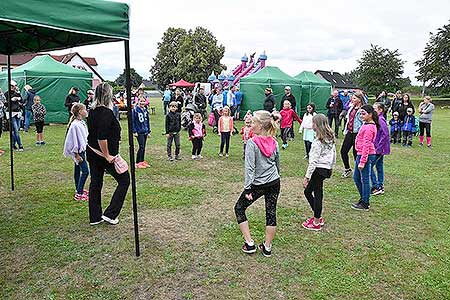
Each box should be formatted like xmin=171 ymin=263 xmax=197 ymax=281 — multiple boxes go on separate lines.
xmin=264 ymin=242 xmax=272 ymax=251
xmin=246 ymin=240 xmax=254 ymax=246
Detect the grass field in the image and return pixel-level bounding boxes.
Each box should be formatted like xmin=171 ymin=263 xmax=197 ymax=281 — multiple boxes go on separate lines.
xmin=1 ymin=99 xmax=450 ymax=300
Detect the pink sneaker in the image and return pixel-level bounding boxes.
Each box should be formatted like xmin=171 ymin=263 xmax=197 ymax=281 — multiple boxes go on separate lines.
xmin=302 ymin=220 xmax=321 ymax=231
xmin=305 ymin=217 xmax=324 ymax=226
xmin=83 ymin=189 xmax=89 ymax=196
xmin=141 ymin=161 xmax=150 ymax=167
xmin=74 ymin=193 xmax=84 ymax=201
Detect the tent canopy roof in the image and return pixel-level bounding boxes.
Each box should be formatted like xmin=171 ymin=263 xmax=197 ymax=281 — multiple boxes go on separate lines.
xmin=170 ymin=79 xmax=195 ymax=87
xmin=0 ymin=0 xmax=129 ymax=55
xmin=240 ymin=66 xmax=301 ymax=85
xmin=0 ymin=54 xmax=92 ymax=78
xmin=295 ymin=71 xmax=332 ymax=86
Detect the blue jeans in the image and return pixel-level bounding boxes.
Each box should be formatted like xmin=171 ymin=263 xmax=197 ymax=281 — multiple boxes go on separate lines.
xmin=353 ymin=154 xmax=376 ymax=204
xmin=11 ymin=116 xmax=22 ymax=148
xmin=74 ymin=152 xmax=89 ymax=194
xmin=163 ymin=101 xmax=169 ymax=115
xmin=370 ymin=154 xmax=384 ymax=189
xmin=24 ymin=110 xmax=32 ymax=132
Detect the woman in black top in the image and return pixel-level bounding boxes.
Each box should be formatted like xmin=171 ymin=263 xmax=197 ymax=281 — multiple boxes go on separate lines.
xmin=86 ymin=83 xmax=130 ymax=225
xmin=65 ymin=87 xmax=80 ymax=121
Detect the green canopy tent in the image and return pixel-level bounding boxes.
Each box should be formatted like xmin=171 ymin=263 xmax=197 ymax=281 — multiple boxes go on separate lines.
xmin=1 ymin=0 xmax=141 ymax=256
xmin=0 ymin=55 xmax=92 ymax=123
xmin=294 ymin=71 xmax=332 ymax=115
xmin=239 ymin=66 xmax=302 ymax=117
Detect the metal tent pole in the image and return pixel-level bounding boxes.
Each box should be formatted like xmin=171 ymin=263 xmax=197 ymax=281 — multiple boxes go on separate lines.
xmin=124 ymin=40 xmax=140 ymax=257
xmin=7 ymin=54 xmax=14 ymax=191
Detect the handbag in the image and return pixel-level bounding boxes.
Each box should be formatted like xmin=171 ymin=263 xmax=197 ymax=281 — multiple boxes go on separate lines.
xmin=208 ymin=112 xmax=216 ymax=127
xmin=88 ymin=145 xmax=129 ymax=174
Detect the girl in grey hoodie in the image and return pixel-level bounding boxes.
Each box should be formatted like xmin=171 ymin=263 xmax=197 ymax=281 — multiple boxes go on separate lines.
xmin=234 ymin=110 xmax=281 ymax=257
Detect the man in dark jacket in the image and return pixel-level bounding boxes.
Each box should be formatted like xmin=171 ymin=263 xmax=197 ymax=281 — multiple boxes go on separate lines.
xmin=165 ymin=101 xmax=182 ymax=161
xmin=5 ymin=81 xmax=24 ymax=150
xmin=263 ymin=87 xmax=275 ymax=112
xmin=65 ymin=87 xmax=80 ymax=121
xmin=391 ymin=90 xmax=403 ymax=115
xmin=194 ymin=87 xmax=207 ymax=118
xmin=23 ymin=85 xmax=36 ymax=132
xmin=326 ymin=90 xmax=343 ymax=138
xmin=280 ymin=86 xmax=297 ymax=138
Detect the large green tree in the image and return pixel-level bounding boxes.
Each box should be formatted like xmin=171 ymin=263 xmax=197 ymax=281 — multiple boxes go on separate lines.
xmin=150 ymin=27 xmax=225 ymax=88
xmin=352 ymin=44 xmax=407 ymax=94
xmin=114 ymin=68 xmax=143 ymax=88
xmin=415 ymin=21 xmax=450 ymax=93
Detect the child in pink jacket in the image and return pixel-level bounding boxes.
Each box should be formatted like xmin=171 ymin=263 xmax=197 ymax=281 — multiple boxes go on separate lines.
xmin=351 ymin=105 xmax=379 ymax=211
xmin=279 ymin=100 xmax=302 ymax=149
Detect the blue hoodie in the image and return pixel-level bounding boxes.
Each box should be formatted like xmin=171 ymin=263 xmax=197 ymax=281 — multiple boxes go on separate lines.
xmin=402 ymin=114 xmax=415 ymax=132
xmin=132 ymin=106 xmax=151 ymax=134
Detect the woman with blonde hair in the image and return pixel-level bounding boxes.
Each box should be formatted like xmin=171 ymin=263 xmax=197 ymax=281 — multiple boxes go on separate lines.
xmin=302 ymin=114 xmax=336 ymax=231
xmin=86 ymin=82 xmax=130 ymax=225
xmin=234 ymin=110 xmax=281 ymax=257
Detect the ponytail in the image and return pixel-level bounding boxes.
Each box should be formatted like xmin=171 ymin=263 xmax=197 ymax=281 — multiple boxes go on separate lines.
xmin=361 ymin=104 xmax=380 ymax=129
xmin=252 ymin=110 xmax=280 ymax=137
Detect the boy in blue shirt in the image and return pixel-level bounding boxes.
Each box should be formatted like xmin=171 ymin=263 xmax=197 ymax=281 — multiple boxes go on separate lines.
xmin=401 ymin=108 xmax=415 ymax=147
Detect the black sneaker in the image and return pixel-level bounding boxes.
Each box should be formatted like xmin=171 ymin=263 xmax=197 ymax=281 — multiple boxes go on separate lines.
xmin=259 ymin=243 xmax=272 ymax=257
xmin=167 ymin=156 xmax=174 ymax=161
xmin=175 ymin=155 xmax=182 ymax=161
xmin=351 ymin=201 xmax=370 ymax=211
xmin=342 ymin=169 xmax=352 ymax=178
xmin=241 ymin=242 xmax=256 ymax=254
xmin=372 ymin=187 xmax=385 ymax=196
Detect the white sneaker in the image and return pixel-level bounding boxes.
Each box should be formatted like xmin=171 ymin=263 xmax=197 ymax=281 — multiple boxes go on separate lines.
xmin=90 ymin=219 xmax=104 ymax=225
xmin=197 ymin=155 xmax=202 ymax=159
xmin=192 ymin=155 xmax=197 ymax=160
xmin=102 ymin=215 xmax=119 ymax=225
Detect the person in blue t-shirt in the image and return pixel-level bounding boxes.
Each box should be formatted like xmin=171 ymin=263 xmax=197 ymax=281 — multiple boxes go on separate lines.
xmin=235 ymin=87 xmax=243 ymax=120
xmin=162 ymin=86 xmax=172 ymax=115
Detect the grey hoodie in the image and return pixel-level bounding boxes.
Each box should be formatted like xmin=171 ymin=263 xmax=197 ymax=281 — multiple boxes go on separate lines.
xmin=244 ymin=137 xmax=280 ymax=190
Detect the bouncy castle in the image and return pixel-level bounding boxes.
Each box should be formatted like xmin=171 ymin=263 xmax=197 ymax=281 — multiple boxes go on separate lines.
xmin=207 ymin=52 xmax=267 ymax=89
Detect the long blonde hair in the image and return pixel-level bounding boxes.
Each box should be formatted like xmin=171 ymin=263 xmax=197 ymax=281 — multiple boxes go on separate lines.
xmin=312 ymin=114 xmax=335 ymax=144
xmin=252 ymin=110 xmax=281 ymax=136
xmin=92 ymin=82 xmax=114 ymax=110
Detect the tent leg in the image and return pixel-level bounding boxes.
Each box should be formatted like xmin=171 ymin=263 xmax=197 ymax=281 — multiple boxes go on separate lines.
xmin=7 ymin=54 xmax=14 ymax=191
xmin=124 ymin=40 xmax=140 ymax=257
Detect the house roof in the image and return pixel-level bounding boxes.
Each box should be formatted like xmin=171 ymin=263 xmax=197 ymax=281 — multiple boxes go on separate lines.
xmin=314 ymin=70 xmax=358 ymax=89
xmin=0 ymin=52 xmax=98 ymax=66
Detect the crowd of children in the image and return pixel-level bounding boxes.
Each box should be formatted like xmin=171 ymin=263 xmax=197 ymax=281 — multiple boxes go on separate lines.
xmin=1 ymin=83 xmax=439 ymax=258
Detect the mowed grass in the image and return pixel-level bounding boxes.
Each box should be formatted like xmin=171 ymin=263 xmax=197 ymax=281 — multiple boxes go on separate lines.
xmin=1 ymin=98 xmax=449 ymax=300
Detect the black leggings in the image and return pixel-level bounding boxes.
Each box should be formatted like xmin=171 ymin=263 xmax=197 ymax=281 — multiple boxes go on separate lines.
xmin=191 ymin=137 xmax=203 ymax=155
xmin=304 ymin=168 xmax=330 ymax=218
xmin=341 ymin=132 xmax=357 ymax=170
xmin=304 ymin=140 xmax=312 ymax=156
xmin=328 ymin=113 xmax=339 ymax=137
xmin=280 ymin=127 xmax=291 ymax=144
xmin=234 ymin=179 xmax=280 ymax=226
xmin=220 ymin=131 xmax=231 ymax=154
xmin=419 ymin=122 xmax=431 ymax=137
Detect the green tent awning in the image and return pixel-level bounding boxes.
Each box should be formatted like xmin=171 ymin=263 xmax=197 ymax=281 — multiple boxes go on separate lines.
xmin=0 ymin=55 xmax=92 ymax=123
xmin=295 ymin=71 xmax=332 ymax=115
xmin=0 ymin=0 xmax=129 ymax=54
xmin=240 ymin=66 xmax=302 ymax=114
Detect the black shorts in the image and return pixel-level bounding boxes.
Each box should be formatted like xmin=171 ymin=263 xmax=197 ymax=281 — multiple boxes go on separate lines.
xmin=35 ymin=121 xmax=44 ymax=133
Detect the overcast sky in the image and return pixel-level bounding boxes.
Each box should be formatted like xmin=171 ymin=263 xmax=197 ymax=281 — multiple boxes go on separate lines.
xmin=53 ymin=0 xmax=450 ymax=85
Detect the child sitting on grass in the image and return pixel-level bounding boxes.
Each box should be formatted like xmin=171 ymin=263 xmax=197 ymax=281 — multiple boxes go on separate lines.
xmin=31 ymin=95 xmax=47 ymax=145
xmin=240 ymin=115 xmax=254 ymax=159
xmin=218 ymin=106 xmax=233 ymax=157
xmin=302 ymin=114 xmax=336 ymax=231
xmin=279 ymin=100 xmax=302 ymax=149
xmin=188 ymin=112 xmax=206 ymax=160
xmin=234 ymin=110 xmax=281 ymax=257
xmin=64 ymin=103 xmax=89 ymax=201
xmin=132 ymin=97 xmax=151 ymax=169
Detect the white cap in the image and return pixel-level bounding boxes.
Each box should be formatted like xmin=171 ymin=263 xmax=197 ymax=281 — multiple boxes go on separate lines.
xmin=10 ymin=80 xmax=17 ymax=86
xmin=284 ymin=86 xmax=291 ymax=90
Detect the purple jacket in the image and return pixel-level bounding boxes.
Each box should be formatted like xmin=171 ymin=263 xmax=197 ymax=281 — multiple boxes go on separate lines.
xmin=374 ymin=114 xmax=390 ymax=155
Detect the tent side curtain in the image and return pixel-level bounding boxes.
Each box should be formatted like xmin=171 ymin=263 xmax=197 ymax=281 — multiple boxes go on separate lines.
xmin=0 ymin=0 xmax=129 ymax=55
